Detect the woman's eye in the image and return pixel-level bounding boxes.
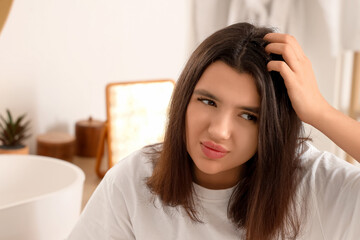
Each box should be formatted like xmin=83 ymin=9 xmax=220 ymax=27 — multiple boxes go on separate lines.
xmin=240 ymin=113 xmax=257 ymax=122
xmin=198 ymin=98 xmax=216 ymax=107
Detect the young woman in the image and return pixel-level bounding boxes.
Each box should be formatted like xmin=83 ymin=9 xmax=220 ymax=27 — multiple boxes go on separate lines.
xmin=68 ymin=23 xmax=360 ymax=240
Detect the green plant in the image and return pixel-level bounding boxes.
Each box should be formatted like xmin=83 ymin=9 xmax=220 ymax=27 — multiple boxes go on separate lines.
xmin=0 ymin=109 xmax=31 ymax=147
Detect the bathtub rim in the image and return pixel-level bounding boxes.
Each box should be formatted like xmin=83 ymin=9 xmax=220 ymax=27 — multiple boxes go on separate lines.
xmin=0 ymin=154 xmax=85 ymax=210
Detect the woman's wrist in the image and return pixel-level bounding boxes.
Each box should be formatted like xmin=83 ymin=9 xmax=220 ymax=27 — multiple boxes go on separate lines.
xmin=307 ymin=102 xmax=336 ymax=131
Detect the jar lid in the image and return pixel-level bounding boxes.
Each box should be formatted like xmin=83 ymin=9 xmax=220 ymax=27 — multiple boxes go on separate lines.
xmin=76 ymin=116 xmax=104 ymax=127
xmin=37 ymin=132 xmax=75 ymax=143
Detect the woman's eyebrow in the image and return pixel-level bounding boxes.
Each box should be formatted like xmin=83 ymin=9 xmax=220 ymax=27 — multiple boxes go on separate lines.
xmin=239 ymin=106 xmax=259 ymax=114
xmin=193 ymin=89 xmax=219 ymax=101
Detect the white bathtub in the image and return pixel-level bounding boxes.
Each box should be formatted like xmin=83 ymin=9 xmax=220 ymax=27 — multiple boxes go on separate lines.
xmin=0 ymin=154 xmax=85 ymax=240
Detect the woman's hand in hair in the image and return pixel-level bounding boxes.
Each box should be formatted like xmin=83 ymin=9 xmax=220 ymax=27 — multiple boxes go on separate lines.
xmin=264 ymin=33 xmax=360 ymax=162
xmin=263 ymin=33 xmax=330 ymax=125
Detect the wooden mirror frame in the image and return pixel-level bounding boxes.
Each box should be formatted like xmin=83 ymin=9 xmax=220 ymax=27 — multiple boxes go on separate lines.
xmin=0 ymin=0 xmax=13 ymax=35
xmin=96 ymin=79 xmax=175 ymax=178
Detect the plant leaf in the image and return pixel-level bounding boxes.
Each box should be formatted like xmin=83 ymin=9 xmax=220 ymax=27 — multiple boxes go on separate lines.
xmin=0 ymin=110 xmax=31 ymax=146
xmin=0 ymin=115 xmax=7 ymax=126
xmin=14 ymin=114 xmax=26 ymax=127
xmin=6 ymin=109 xmax=13 ymax=125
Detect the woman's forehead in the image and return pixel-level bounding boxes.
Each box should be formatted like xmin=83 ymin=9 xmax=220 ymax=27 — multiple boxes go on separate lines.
xmin=195 ymin=61 xmax=260 ymax=107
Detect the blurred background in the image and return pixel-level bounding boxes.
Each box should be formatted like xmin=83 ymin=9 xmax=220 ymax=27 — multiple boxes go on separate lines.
xmin=1 ymin=0 xmax=359 ymax=159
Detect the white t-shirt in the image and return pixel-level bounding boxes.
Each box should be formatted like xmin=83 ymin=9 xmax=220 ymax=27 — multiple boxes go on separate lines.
xmin=67 ymin=142 xmax=360 ymax=240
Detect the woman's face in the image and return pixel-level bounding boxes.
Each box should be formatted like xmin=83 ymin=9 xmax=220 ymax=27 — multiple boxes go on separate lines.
xmin=185 ymin=61 xmax=260 ymax=189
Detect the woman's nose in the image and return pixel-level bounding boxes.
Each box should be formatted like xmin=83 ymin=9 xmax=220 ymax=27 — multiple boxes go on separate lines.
xmin=208 ymin=113 xmax=232 ymax=140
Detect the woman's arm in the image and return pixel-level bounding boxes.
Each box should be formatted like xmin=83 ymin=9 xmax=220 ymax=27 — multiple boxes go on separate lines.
xmin=264 ymin=33 xmax=360 ymax=162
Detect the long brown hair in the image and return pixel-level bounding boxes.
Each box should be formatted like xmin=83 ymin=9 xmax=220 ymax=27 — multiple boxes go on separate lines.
xmin=147 ymin=22 xmax=305 ymax=240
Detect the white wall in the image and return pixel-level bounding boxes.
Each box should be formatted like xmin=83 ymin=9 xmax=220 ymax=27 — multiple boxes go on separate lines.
xmin=0 ymin=0 xmax=189 ymax=153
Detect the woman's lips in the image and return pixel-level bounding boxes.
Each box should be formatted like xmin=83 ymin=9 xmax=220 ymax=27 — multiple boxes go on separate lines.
xmin=201 ymin=141 xmax=229 ymax=159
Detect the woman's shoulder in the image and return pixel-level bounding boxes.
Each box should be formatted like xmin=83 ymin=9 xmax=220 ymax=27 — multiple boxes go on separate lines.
xmin=103 ymin=144 xmax=162 ymax=185
xmin=298 ymin=141 xmax=360 ymax=188
xmin=299 ymin=141 xmax=358 ymax=170
xmin=297 ymin=143 xmax=360 ymax=239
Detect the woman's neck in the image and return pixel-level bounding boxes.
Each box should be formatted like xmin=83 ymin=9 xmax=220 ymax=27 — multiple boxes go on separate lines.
xmin=193 ymin=165 xmax=243 ymax=190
